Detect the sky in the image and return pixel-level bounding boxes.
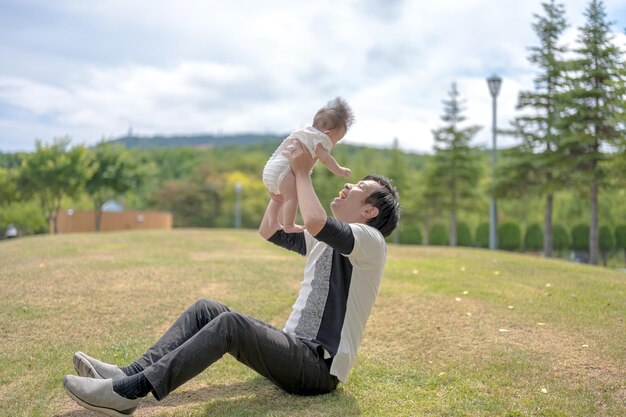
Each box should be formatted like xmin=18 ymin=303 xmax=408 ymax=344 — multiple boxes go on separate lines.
xmin=1 ymin=0 xmax=625 ymax=154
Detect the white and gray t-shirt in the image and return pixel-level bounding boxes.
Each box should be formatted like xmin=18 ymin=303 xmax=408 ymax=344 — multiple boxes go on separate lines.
xmin=269 ymin=217 xmax=387 ymax=382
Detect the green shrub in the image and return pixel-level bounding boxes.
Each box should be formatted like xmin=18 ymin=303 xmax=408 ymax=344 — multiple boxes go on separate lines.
xmin=475 ymin=222 xmax=489 ymax=248
xmin=553 ymin=224 xmax=570 ymax=254
xmin=399 ymin=223 xmax=423 ymax=245
xmin=615 ymin=225 xmax=626 ymax=250
xmin=429 ymin=223 xmax=448 ymax=246
xmin=0 ymin=201 xmax=49 ymax=237
xmin=524 ymin=223 xmax=543 ymax=252
xmin=456 ymin=222 xmax=473 ymax=247
xmin=498 ymin=222 xmax=521 ymax=251
xmin=571 ymin=224 xmax=589 ymax=251
xmin=599 ymin=226 xmax=615 ymax=252
xmin=599 ymin=226 xmax=615 ymax=266
xmin=615 ymin=224 xmax=626 ymax=266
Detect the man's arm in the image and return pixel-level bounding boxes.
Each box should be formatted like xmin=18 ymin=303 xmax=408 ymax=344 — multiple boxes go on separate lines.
xmin=282 ymin=140 xmax=327 ymax=236
xmin=259 ymin=192 xmax=308 ymax=255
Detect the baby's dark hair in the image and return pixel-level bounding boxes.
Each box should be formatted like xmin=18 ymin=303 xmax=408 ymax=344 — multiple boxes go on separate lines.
xmin=313 ymin=97 xmax=355 ymax=133
xmin=362 ymin=174 xmax=400 ymax=237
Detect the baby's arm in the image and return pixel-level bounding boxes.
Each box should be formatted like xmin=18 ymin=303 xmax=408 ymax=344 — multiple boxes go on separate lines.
xmin=315 ymin=144 xmax=351 ymax=179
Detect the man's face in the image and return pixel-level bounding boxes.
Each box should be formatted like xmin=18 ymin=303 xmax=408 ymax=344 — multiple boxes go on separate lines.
xmin=330 ymin=179 xmax=382 ymax=223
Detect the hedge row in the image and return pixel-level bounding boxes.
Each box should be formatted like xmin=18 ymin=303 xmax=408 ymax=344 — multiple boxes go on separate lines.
xmin=398 ymin=222 xmax=626 ymax=253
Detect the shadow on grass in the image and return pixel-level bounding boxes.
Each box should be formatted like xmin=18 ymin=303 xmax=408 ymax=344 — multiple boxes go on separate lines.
xmin=57 ymin=377 xmax=360 ymax=416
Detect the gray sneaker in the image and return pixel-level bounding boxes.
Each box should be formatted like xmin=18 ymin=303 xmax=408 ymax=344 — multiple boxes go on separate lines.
xmin=73 ymin=352 xmax=127 ymax=380
xmin=63 ymin=374 xmax=138 ymax=416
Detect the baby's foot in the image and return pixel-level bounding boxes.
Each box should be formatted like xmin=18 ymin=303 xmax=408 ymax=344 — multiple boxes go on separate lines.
xmin=283 ymin=224 xmax=305 ymax=233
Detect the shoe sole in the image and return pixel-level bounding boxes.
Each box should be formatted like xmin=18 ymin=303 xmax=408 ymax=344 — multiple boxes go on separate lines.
xmin=73 ymin=352 xmax=103 ymax=379
xmin=63 ymin=378 xmax=135 ymax=417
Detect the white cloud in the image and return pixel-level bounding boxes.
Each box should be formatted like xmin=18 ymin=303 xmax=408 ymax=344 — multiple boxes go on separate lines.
xmin=0 ymin=0 xmax=624 ymax=152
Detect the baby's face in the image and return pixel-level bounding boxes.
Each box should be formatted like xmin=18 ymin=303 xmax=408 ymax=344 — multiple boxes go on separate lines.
xmin=326 ymin=126 xmax=346 ymax=145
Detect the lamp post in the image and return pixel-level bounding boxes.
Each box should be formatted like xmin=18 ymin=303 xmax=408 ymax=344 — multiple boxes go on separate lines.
xmin=486 ymin=74 xmax=502 ymax=251
xmin=234 ymin=182 xmax=243 ymax=229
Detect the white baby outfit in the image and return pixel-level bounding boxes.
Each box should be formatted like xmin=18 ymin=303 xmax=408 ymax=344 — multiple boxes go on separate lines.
xmin=262 ymin=127 xmax=333 ymax=194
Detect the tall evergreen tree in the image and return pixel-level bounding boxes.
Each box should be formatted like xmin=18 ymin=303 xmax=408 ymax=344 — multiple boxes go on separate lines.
xmin=420 ymin=165 xmax=443 ymax=245
xmin=559 ymin=0 xmax=626 ymax=264
xmin=496 ymin=0 xmax=569 ymax=258
xmin=424 ymin=82 xmax=482 ymax=246
xmin=388 ymin=137 xmax=408 ymax=244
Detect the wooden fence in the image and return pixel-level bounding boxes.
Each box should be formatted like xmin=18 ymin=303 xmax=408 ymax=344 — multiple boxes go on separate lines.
xmin=51 ymin=210 xmax=172 ymax=234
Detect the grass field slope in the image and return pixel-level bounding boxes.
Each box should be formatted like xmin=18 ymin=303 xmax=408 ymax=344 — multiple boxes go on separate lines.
xmin=0 ymin=230 xmax=624 ymax=417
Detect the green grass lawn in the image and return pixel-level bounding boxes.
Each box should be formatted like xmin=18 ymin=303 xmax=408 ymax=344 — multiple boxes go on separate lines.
xmin=0 ymin=229 xmax=624 ymax=417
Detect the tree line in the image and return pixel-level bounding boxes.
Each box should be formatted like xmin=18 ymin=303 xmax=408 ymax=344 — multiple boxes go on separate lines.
xmin=1 ymin=136 xmax=625 ymax=266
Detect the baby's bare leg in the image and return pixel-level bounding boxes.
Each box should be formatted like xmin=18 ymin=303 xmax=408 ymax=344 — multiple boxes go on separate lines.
xmin=279 ymin=171 xmax=304 ymax=233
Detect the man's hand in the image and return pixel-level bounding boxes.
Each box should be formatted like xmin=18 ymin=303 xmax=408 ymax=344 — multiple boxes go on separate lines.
xmin=282 ymin=140 xmax=315 ymax=176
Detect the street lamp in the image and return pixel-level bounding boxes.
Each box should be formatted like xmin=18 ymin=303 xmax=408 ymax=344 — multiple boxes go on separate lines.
xmin=234 ymin=182 xmax=243 ymax=229
xmin=486 ymin=74 xmax=502 ymax=251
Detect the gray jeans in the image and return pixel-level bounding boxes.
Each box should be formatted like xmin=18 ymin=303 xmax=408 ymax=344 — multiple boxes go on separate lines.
xmin=138 ymin=299 xmax=339 ymax=400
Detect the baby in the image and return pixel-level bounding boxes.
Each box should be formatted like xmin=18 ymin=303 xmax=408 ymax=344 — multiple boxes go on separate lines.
xmin=262 ymin=97 xmax=354 ymax=233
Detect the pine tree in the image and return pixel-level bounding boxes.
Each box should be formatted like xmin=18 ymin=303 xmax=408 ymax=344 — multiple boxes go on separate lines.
xmin=420 ymin=161 xmax=444 ymax=245
xmin=559 ymin=0 xmax=626 ymax=264
xmin=388 ymin=137 xmax=408 ymax=244
xmin=424 ymin=82 xmax=482 ymax=246
xmin=496 ymin=0 xmax=569 ymax=258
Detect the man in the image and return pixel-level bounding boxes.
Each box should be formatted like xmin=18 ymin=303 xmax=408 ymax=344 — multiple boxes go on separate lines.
xmin=63 ymin=139 xmax=400 ymax=416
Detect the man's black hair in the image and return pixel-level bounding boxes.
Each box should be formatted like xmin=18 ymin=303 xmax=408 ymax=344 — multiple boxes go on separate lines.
xmin=362 ymin=174 xmax=400 ymax=237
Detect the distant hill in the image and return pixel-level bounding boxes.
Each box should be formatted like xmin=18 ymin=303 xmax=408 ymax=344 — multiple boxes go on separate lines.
xmin=107 ymin=133 xmax=288 ymax=149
